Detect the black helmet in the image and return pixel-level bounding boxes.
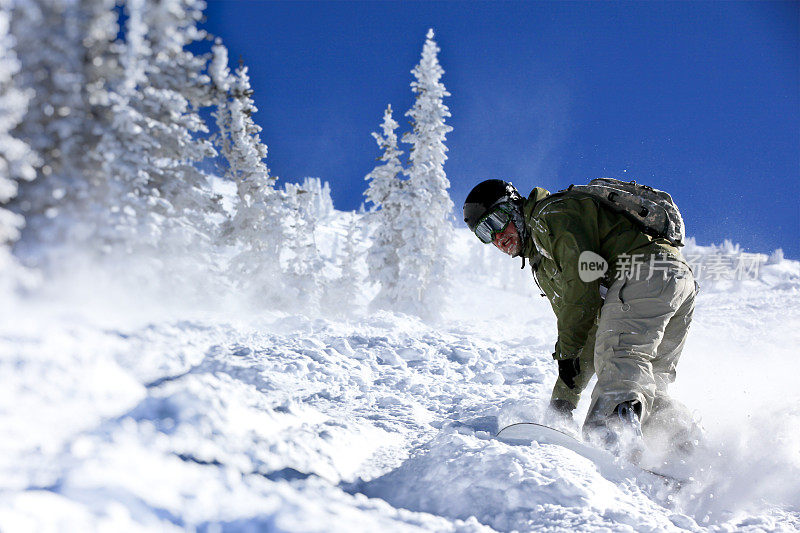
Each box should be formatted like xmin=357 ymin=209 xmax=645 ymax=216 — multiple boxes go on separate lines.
xmin=463 ymin=179 xmax=523 ymax=232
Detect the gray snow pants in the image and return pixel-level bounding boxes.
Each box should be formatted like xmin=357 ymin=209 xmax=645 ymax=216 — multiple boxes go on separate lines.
xmin=584 ymin=257 xmax=697 ymax=440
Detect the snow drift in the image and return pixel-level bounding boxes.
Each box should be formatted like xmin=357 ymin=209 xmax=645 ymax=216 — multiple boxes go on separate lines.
xmin=1 ymin=211 xmax=799 ymax=532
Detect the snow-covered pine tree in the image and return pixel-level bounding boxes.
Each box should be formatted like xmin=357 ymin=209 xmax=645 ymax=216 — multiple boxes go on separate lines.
xmin=10 ymin=0 xmax=119 ymax=262
xmin=210 ymin=40 xmax=328 ymax=312
xmin=77 ymin=0 xmax=223 ymax=287
xmin=0 ymin=0 xmax=37 ymax=293
xmin=364 ymin=104 xmax=405 ymax=310
xmin=398 ymin=28 xmax=454 ymax=318
xmin=299 ymin=177 xmax=334 ymax=221
xmin=127 ymin=0 xmax=221 ymax=258
xmin=210 ymin=41 xmax=274 ymax=238
xmin=88 ymin=0 xmax=155 ymax=253
xmin=282 ymin=182 xmax=325 ymax=312
xmin=0 ymin=0 xmax=36 ymax=241
xmin=341 ymin=213 xmax=364 ymax=289
xmin=209 ymin=40 xmax=288 ymax=304
xmin=323 ymin=212 xmax=364 ymax=315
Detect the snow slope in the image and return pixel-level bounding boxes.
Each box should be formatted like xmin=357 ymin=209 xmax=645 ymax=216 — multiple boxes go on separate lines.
xmin=2 ymin=215 xmax=799 ymax=532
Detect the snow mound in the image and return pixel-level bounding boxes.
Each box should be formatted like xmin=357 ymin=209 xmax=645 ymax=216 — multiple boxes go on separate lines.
xmin=361 ymin=428 xmax=696 ymax=532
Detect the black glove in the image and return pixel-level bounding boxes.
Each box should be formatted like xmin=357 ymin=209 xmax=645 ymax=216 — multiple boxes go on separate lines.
xmin=558 ymin=358 xmax=580 ymax=389
xmin=549 ymin=398 xmax=576 ymax=418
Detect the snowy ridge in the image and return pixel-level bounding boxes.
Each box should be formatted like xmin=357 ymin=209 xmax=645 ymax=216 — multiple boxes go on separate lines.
xmin=1 ymin=209 xmax=799 ymax=531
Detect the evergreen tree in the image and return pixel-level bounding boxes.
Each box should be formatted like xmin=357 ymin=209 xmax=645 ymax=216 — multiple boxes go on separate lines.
xmin=282 ymin=182 xmax=324 ymax=312
xmin=210 ymin=42 xmax=331 ymax=312
xmin=0 ymin=0 xmax=37 ymax=292
xmin=10 ymin=0 xmax=119 ymax=261
xmin=364 ymin=104 xmax=405 ymax=310
xmin=209 ymin=40 xmax=287 ymax=304
xmin=90 ymin=0 xmax=222 ymax=263
xmin=210 ymin=41 xmax=273 ymax=238
xmin=299 ymin=177 xmax=334 ymax=221
xmin=91 ymin=0 xmax=152 ymax=253
xmin=323 ymin=212 xmax=363 ymax=315
xmin=340 ymin=213 xmax=364 ymax=296
xmin=128 ymin=0 xmax=221 ymax=255
xmin=398 ymin=28 xmax=454 ymax=318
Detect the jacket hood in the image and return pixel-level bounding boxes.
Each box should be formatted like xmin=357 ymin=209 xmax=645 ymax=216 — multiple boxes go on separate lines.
xmin=520 ymin=187 xmax=551 ymax=264
xmin=525 ymin=187 xmax=551 ymax=213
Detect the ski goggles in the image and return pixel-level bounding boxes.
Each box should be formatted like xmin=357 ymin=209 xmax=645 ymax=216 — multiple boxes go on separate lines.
xmin=474 ymin=205 xmax=513 ymax=244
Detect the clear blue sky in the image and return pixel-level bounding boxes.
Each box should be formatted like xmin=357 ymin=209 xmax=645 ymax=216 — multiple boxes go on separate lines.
xmin=201 ymin=1 xmax=799 ymax=258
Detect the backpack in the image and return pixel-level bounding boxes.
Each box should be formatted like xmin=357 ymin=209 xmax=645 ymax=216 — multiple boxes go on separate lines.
xmin=560 ymin=178 xmax=686 ymax=246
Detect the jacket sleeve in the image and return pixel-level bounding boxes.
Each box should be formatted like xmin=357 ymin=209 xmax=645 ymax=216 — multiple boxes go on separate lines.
xmin=532 ymin=198 xmax=603 ymax=360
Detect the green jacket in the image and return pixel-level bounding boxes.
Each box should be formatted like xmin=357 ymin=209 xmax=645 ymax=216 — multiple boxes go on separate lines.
xmin=521 ymin=186 xmax=683 ymax=360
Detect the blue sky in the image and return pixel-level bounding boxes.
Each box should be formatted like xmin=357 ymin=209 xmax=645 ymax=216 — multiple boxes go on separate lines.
xmin=201 ymin=1 xmax=799 ymax=257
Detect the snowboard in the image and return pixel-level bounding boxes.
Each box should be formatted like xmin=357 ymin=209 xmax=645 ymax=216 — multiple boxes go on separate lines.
xmin=496 ymin=422 xmax=689 ymax=487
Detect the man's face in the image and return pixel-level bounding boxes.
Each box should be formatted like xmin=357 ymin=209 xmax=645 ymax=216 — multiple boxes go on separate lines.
xmin=492 ymin=220 xmax=521 ymax=256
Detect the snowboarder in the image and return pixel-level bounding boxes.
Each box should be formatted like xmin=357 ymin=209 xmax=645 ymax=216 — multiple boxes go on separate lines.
xmin=463 ymin=179 xmax=701 ymax=456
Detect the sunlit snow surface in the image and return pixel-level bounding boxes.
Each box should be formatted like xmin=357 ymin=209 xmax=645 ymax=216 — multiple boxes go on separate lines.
xmin=2 ymin=219 xmax=800 ymax=532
